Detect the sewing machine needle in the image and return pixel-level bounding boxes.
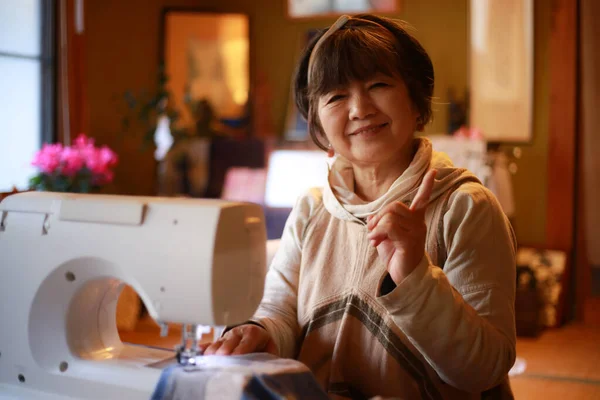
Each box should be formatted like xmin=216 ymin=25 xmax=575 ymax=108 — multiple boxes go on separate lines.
xmin=159 ymin=322 xmax=169 ymax=337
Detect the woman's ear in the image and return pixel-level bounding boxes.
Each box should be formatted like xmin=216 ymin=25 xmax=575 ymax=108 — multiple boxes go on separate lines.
xmin=327 ymin=146 xmax=335 ymax=158
xmin=415 ymin=113 xmax=425 ymax=132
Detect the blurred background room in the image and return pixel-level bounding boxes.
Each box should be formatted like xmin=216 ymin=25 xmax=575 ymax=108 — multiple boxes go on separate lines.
xmin=1 ymin=0 xmax=599 ymax=398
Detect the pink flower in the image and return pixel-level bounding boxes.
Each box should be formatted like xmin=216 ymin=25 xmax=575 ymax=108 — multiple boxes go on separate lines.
xmin=469 ymin=128 xmax=484 ymax=140
xmin=74 ymin=133 xmax=95 ymax=149
xmin=98 ymin=146 xmax=118 ymax=167
xmin=453 ymin=126 xmax=484 ymax=140
xmin=84 ymin=149 xmax=104 ymax=175
xmin=31 ymin=133 xmax=118 ymax=190
xmin=60 ymin=147 xmax=85 ymax=177
xmin=84 ymin=145 xmax=118 ymax=175
xmin=31 ymin=143 xmax=64 ymax=174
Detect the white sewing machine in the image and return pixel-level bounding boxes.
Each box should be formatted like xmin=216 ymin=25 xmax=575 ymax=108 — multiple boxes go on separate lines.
xmin=0 ymin=192 xmax=267 ymax=399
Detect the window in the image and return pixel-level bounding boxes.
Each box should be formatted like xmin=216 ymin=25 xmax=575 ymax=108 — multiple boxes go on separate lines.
xmin=0 ymin=0 xmax=54 ymax=192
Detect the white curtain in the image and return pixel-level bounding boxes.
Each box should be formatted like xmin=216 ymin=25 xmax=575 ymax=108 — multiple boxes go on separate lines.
xmin=0 ymin=1 xmax=41 ymax=191
xmin=580 ymin=0 xmax=600 ymax=266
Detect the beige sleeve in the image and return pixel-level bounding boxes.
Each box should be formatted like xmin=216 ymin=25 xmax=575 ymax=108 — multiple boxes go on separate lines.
xmin=251 ymin=188 xmax=323 ymax=358
xmin=377 ymin=184 xmax=517 ymax=393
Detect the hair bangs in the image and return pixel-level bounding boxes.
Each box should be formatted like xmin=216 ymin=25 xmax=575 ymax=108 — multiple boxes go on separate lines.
xmin=309 ymin=27 xmax=400 ymax=98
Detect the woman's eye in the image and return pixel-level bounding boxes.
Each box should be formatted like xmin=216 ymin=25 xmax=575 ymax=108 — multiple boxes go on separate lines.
xmin=328 ymin=94 xmax=345 ymax=104
xmin=370 ymin=82 xmax=389 ymax=89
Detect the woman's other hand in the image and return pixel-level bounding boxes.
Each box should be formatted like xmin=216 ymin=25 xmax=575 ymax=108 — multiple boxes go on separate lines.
xmin=201 ymin=324 xmax=278 ymax=356
xmin=367 ymin=170 xmax=437 ymax=284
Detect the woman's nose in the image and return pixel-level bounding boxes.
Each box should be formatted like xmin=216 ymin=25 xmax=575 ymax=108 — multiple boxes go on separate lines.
xmin=348 ymin=93 xmax=376 ymax=120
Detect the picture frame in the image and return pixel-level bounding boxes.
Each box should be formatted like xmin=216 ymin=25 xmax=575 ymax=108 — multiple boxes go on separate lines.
xmin=469 ymin=0 xmax=534 ymax=143
xmin=287 ymin=0 xmax=400 ymax=19
xmin=161 ymin=10 xmax=251 ymax=134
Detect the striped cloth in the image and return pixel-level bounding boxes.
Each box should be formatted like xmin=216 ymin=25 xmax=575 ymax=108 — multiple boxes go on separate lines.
xmin=150 ymin=353 xmax=328 ymax=400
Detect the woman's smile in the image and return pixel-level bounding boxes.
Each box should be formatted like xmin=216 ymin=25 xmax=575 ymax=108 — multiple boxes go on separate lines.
xmin=347 ymin=122 xmax=389 ymax=137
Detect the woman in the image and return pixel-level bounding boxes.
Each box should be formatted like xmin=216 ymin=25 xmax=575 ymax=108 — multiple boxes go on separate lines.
xmin=204 ymin=14 xmax=516 ymax=399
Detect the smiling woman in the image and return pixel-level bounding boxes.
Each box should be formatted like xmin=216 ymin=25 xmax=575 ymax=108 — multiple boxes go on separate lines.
xmin=206 ymin=14 xmax=518 ymax=400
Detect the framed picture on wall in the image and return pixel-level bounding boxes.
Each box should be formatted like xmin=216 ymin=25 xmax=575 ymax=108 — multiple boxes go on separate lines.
xmin=287 ymin=0 xmax=400 ymax=19
xmin=469 ymin=0 xmax=534 ymax=142
xmin=162 ymin=10 xmax=250 ymax=135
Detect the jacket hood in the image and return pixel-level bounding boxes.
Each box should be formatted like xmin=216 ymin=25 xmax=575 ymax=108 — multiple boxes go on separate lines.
xmin=322 ymin=137 xmax=480 ymax=223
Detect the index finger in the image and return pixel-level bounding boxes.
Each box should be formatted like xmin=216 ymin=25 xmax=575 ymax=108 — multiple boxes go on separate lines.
xmin=410 ymin=169 xmax=437 ymax=211
xmin=367 ymin=200 xmax=410 ymax=230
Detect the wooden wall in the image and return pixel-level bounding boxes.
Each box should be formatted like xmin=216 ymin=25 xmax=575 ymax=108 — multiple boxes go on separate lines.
xmin=500 ymin=0 xmax=552 ymax=247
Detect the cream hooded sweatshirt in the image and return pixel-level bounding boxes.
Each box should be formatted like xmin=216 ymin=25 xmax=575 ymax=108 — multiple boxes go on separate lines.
xmin=252 ymin=137 xmax=517 ymax=399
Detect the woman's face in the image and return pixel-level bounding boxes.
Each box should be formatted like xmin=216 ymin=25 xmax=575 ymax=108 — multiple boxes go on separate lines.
xmin=317 ymin=73 xmax=420 ymax=166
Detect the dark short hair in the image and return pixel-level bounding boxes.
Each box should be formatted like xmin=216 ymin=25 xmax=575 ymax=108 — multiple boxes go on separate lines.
xmin=293 ymin=14 xmax=435 ymax=151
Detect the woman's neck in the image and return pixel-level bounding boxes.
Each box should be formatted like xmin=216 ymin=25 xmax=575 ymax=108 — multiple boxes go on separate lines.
xmin=352 ymin=144 xmax=414 ymax=202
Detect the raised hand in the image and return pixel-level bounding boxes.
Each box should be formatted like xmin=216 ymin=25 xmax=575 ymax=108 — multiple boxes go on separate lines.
xmin=366 ymin=170 xmax=437 ymax=285
xmin=201 ymin=324 xmax=278 ymax=356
